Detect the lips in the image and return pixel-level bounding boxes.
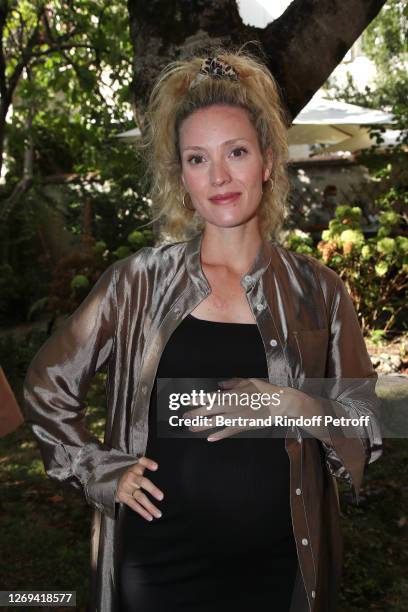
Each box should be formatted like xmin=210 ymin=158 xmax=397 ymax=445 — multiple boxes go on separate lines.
xmin=209 ymin=192 xmax=241 ymax=203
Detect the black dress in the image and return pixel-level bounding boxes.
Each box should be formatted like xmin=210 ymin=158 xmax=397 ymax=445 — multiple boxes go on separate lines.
xmin=116 ymin=314 xmax=298 ymax=611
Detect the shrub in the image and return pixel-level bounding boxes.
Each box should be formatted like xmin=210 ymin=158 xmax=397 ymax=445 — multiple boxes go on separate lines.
xmin=284 ymin=205 xmax=407 ymax=334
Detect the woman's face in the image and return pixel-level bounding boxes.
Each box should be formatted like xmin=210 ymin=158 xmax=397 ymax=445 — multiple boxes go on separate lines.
xmin=179 ymin=104 xmax=272 ymax=230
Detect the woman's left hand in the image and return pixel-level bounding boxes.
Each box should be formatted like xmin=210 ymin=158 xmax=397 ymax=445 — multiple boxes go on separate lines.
xmin=183 ymin=377 xmax=294 ymax=441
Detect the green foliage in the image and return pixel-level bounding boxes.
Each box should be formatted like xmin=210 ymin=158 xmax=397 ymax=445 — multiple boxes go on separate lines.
xmin=326 ymin=0 xmax=407 ymax=142
xmin=93 ymin=240 xmax=108 ymax=255
xmin=112 ymin=245 xmax=132 ymax=259
xmin=315 ymin=4 xmax=408 ymax=334
xmin=128 ymin=229 xmax=154 ymax=249
xmin=2 ymin=1 xmax=136 ymax=179
xmin=1 ymin=1 xmax=155 ymax=326
xmin=321 ymin=205 xmax=407 ymax=331
xmin=1 ymin=416 xmax=407 ymax=610
xmin=70 ymin=274 xmax=90 ymax=292
xmin=369 ymin=329 xmax=388 ymax=346
xmin=362 ymin=1 xmax=407 ymax=72
xmin=282 ymin=230 xmax=315 ymax=255
xmin=371 ymin=157 xmax=408 ymax=198
xmin=39 ymin=227 xmax=153 ymax=318
xmin=284 ymin=204 xmax=407 ymax=333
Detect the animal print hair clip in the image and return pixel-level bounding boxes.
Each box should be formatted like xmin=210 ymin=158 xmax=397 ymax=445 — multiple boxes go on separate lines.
xmin=189 ymin=57 xmax=239 ymax=89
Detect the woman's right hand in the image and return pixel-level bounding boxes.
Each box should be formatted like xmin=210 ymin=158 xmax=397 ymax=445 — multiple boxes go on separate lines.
xmin=115 ymin=456 xmax=164 ymax=521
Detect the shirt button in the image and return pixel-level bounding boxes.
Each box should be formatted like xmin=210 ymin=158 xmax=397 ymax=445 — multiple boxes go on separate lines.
xmin=295 ymin=488 xmax=302 ymax=496
xmin=301 ymin=538 xmax=308 ymax=546
xmin=256 ymin=302 xmax=265 ymax=312
xmin=141 ymin=384 xmax=148 ymax=395
xmin=243 ymin=275 xmax=254 ymax=289
xmin=311 ymin=591 xmax=316 ymax=599
xmin=174 ymin=306 xmax=181 ymax=317
xmin=269 ymin=339 xmax=278 ymax=347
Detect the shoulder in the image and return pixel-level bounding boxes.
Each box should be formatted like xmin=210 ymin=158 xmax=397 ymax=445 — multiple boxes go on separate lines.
xmin=271 ymin=243 xmax=344 ymax=309
xmin=111 ymin=239 xmax=188 ymax=283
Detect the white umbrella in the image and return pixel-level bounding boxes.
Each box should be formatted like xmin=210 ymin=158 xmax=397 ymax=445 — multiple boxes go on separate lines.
xmin=115 ymin=93 xmax=396 ymax=154
xmin=288 ymin=92 xmax=395 ymax=149
xmin=322 ymin=129 xmax=403 ymax=153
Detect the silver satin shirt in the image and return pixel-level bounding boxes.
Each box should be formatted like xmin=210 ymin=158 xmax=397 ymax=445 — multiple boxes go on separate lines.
xmin=23 ymin=231 xmax=382 ymax=612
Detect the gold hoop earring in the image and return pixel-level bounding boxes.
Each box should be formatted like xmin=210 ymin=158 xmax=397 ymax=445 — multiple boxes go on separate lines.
xmin=181 ymin=192 xmax=195 ymax=212
xmin=267 ymin=177 xmax=274 ymax=191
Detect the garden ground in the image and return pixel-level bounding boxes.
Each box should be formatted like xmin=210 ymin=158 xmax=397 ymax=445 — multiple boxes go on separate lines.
xmin=1 ymin=371 xmax=407 ymax=611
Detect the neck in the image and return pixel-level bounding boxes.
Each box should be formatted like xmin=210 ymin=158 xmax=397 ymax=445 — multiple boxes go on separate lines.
xmin=200 ymin=220 xmax=263 ymax=276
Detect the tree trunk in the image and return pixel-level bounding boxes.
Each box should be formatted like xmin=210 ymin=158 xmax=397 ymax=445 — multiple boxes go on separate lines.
xmin=127 ymin=0 xmax=387 ymax=122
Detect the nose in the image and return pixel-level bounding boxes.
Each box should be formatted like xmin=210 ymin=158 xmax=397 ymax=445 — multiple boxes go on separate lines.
xmin=210 ymin=158 xmax=231 ymax=186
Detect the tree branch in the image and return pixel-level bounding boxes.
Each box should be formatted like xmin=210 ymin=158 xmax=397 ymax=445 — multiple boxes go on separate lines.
xmin=7 ymin=8 xmax=44 ymax=97
xmin=260 ymin=0 xmax=388 ymax=121
xmin=31 ymin=42 xmax=96 ymax=58
xmin=42 ymin=9 xmax=80 ymax=46
xmin=0 ymin=0 xmax=8 ymax=101
xmin=127 ymin=0 xmax=387 ymax=123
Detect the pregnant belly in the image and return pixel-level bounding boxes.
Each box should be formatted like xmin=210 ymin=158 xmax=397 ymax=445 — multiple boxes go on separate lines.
xmin=116 ymin=435 xmax=298 ymax=612
xmin=136 ymin=436 xmax=295 ymax=553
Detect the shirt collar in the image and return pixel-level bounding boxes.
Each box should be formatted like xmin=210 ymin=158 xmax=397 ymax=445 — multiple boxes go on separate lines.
xmin=184 ymin=230 xmax=273 ymax=294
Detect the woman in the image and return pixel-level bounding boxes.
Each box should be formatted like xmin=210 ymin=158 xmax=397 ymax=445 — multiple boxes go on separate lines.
xmin=23 ymin=48 xmax=382 ymax=612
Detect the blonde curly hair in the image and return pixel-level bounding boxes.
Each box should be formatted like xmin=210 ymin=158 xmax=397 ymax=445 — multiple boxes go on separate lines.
xmin=141 ymin=44 xmax=290 ymax=242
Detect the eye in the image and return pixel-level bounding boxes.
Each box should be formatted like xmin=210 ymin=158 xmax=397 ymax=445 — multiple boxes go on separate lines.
xmin=187 ymin=154 xmax=205 ymax=165
xmin=230 ymin=146 xmax=248 ymax=158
